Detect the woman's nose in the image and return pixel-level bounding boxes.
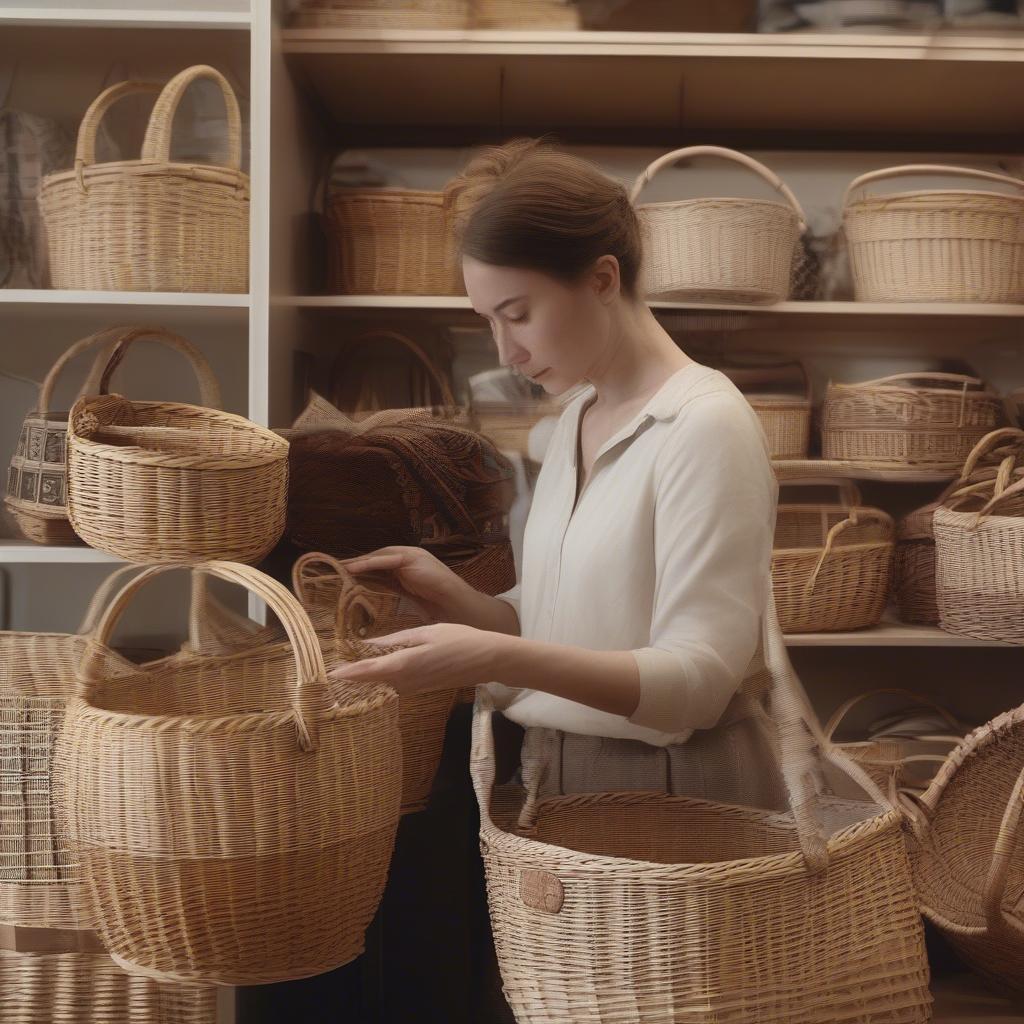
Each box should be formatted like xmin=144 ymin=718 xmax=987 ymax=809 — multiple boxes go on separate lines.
xmin=493 ymin=326 xmax=528 ymax=369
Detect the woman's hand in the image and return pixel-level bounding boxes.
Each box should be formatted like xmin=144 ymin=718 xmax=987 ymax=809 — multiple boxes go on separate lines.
xmin=328 ymin=622 xmax=511 ymax=697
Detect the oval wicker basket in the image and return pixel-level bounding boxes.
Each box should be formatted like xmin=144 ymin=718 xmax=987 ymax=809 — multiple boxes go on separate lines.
xmin=630 ymin=145 xmax=806 ymax=304
xmin=842 ymin=164 xmax=1024 ymax=303
xmin=39 ymin=66 xmax=249 ymax=293
xmin=66 ymin=333 xmax=286 ymax=564
xmin=54 ymin=562 xmax=402 ymax=987
xmin=291 ymin=0 xmax=469 ymax=28
xmin=772 ymin=479 xmax=894 ymax=633
xmin=822 ymin=371 xmax=1005 ymax=471
xmin=471 ymin=595 xmax=932 ymax=1024
xmin=293 ymin=553 xmax=457 ymax=815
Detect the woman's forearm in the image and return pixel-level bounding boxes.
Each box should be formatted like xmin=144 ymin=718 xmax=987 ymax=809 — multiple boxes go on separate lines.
xmin=494 ymin=636 xmax=642 ymax=718
xmin=448 ymin=586 xmax=521 ymax=636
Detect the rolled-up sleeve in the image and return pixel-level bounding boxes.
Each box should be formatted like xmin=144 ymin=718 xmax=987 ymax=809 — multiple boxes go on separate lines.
xmin=627 ymin=394 xmax=777 ymax=734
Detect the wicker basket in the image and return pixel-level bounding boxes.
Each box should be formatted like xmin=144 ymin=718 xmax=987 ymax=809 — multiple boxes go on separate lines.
xmin=39 ymin=66 xmax=248 ymax=293
xmin=772 ymin=479 xmax=894 ymax=633
xmin=899 ymin=704 xmax=1024 ymax=997
xmin=471 ymin=0 xmax=580 ymax=28
xmin=719 ymin=362 xmax=812 ymax=460
xmin=842 ymin=164 xmax=1024 ymax=303
xmin=4 ymin=326 xmax=131 ymax=545
xmin=293 ymin=553 xmax=457 ymax=815
xmin=66 ymin=334 xmax=287 ymax=564
xmin=291 ymin=0 xmax=469 ymax=28
xmin=471 ymin=594 xmax=932 ymax=1024
xmin=630 ymin=145 xmax=806 ymax=304
xmin=822 ymin=372 xmax=1006 ymax=470
xmin=325 ymin=186 xmax=465 ymax=296
xmin=54 ymin=562 xmax=402 ymax=987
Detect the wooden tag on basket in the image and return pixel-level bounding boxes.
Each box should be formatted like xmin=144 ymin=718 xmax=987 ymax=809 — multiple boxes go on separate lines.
xmin=520 ymin=869 xmax=564 ymax=914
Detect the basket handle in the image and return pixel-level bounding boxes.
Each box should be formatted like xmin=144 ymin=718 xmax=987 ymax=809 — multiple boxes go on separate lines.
xmin=844 ymin=371 xmax=985 ymax=391
xmin=75 ymin=564 xmax=148 ymax=635
xmin=982 ymin=762 xmax=1024 ymax=938
xmin=78 ymin=562 xmax=333 ymax=752
xmin=804 ymin=509 xmax=893 ymax=596
xmin=140 ymin=64 xmax=242 ymax=171
xmin=844 ymin=164 xmax=1024 ymax=210
xmin=823 ymin=688 xmax=964 ymax=742
xmin=182 ymin=571 xmax=276 ymax=656
xmin=958 ymin=428 xmax=1024 ymax=482
xmin=629 ymin=145 xmax=807 ymax=231
xmin=36 ymin=326 xmax=140 ymax=417
xmin=95 ymin=326 xmax=222 ymax=409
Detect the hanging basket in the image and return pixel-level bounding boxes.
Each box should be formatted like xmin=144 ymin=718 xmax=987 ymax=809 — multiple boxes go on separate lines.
xmin=630 ymin=145 xmax=806 ymax=305
xmin=54 ymin=562 xmax=402 ymax=986
xmin=842 ymin=164 xmax=1024 ymax=303
xmin=39 ymin=66 xmax=249 ymax=293
xmin=471 ymin=594 xmax=932 ymax=1024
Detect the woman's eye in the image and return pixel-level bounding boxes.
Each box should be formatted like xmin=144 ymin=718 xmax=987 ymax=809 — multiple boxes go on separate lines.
xmin=507 ymin=312 xmax=528 ymax=323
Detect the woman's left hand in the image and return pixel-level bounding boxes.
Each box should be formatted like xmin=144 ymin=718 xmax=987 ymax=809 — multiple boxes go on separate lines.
xmin=327 ymin=623 xmax=510 ymax=697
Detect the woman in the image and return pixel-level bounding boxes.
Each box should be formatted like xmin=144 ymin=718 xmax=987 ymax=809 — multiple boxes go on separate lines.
xmin=330 ymin=138 xmax=785 ymax=808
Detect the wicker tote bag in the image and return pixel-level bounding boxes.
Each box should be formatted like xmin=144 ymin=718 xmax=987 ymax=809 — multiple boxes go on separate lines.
xmin=772 ymin=479 xmax=894 ymax=633
xmin=4 ymin=325 xmax=130 ymax=545
xmin=67 ymin=332 xmax=287 ymax=564
xmin=842 ymin=164 xmax=1024 ymax=303
xmin=293 ymin=552 xmax=458 ymax=815
xmin=898 ymin=704 xmax=1024 ymax=997
xmin=39 ymin=65 xmax=249 ymax=293
xmin=54 ymin=561 xmax=402 ymax=986
xmin=630 ymin=145 xmax=807 ymax=304
xmin=822 ymin=371 xmax=1006 ymax=471
xmin=471 ymin=593 xmax=932 ymax=1024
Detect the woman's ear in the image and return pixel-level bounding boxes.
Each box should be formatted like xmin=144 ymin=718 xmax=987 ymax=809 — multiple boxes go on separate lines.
xmin=591 ymin=254 xmax=621 ymax=304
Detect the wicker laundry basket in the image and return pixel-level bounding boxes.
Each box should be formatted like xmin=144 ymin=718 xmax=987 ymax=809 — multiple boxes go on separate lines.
xmin=39 ymin=66 xmax=248 ymax=293
xmin=471 ymin=0 xmax=581 ymax=28
xmin=54 ymin=562 xmax=402 ymax=986
xmin=293 ymin=553 xmax=458 ymax=815
xmin=67 ymin=334 xmax=287 ymax=565
xmin=291 ymin=0 xmax=469 ymax=28
xmin=471 ymin=594 xmax=932 ymax=1024
xmin=822 ymin=372 xmax=1005 ymax=471
xmin=772 ymin=479 xmax=894 ymax=633
xmin=630 ymin=145 xmax=806 ymax=304
xmin=719 ymin=361 xmax=812 ymax=460
xmin=5 ymin=326 xmax=129 ymax=545
xmin=899 ymin=703 xmax=1024 ymax=997
xmin=842 ymin=164 xmax=1024 ymax=303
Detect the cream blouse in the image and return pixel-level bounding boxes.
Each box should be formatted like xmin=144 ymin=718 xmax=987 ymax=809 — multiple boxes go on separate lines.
xmin=486 ymin=361 xmax=779 ymax=747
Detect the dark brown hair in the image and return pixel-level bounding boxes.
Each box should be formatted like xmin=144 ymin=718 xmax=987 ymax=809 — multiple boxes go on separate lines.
xmin=445 ymin=137 xmax=643 ymax=298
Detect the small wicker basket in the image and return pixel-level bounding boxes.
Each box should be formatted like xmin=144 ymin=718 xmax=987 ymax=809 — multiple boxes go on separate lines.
xmin=822 ymin=371 xmax=1005 ymax=471
xmin=291 ymin=0 xmax=469 ymax=28
xmin=39 ymin=66 xmax=249 ymax=293
xmin=719 ymin=362 xmax=812 ymax=460
xmin=630 ymin=145 xmax=806 ymax=304
xmin=842 ymin=164 xmax=1024 ymax=303
xmin=772 ymin=479 xmax=894 ymax=633
xmin=470 ymin=0 xmax=580 ymax=28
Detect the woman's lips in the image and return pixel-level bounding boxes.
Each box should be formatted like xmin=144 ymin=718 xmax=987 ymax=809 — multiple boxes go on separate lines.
xmin=530 ymin=368 xmax=550 ymax=381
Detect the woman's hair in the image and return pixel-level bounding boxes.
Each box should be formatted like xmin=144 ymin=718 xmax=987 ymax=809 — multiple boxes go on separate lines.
xmin=445 ymin=137 xmax=643 ymax=298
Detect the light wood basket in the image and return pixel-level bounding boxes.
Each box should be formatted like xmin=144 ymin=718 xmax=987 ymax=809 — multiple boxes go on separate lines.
xmin=39 ymin=66 xmax=249 ymax=293
xmin=291 ymin=0 xmax=469 ymax=29
xmin=470 ymin=0 xmax=580 ymax=28
xmin=842 ymin=164 xmax=1024 ymax=303
xmin=719 ymin=362 xmax=812 ymax=460
xmin=631 ymin=145 xmax=806 ymax=305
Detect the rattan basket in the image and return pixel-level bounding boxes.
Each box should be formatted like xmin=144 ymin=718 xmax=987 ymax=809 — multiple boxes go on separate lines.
xmin=471 ymin=594 xmax=932 ymax=1024
xmin=822 ymin=371 xmax=1006 ymax=470
xmin=470 ymin=0 xmax=580 ymax=28
xmin=293 ymin=553 xmax=457 ymax=815
xmin=66 ymin=334 xmax=287 ymax=565
xmin=39 ymin=66 xmax=249 ymax=293
xmin=719 ymin=362 xmax=812 ymax=460
xmin=54 ymin=562 xmax=402 ymax=986
xmin=842 ymin=164 xmax=1024 ymax=303
xmin=772 ymin=479 xmax=894 ymax=633
xmin=630 ymin=145 xmax=806 ymax=304
xmin=899 ymin=703 xmax=1024 ymax=997
xmin=291 ymin=0 xmax=469 ymax=28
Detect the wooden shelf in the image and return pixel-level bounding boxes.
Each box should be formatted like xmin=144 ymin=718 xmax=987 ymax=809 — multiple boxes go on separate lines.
xmin=785 ymin=619 xmax=1017 ymax=648
xmin=0 ymin=541 xmax=122 ymax=564
xmin=0 ymin=6 xmax=250 ymax=29
xmin=773 ymin=459 xmax=957 ymax=484
xmin=0 ymin=290 xmax=250 ymax=307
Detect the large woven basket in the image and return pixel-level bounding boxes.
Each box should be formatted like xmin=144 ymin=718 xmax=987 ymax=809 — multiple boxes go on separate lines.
xmin=772 ymin=480 xmax=894 ymax=633
xmin=471 ymin=594 xmax=932 ymax=1024
xmin=630 ymin=145 xmax=806 ymax=304
xmin=67 ymin=335 xmax=287 ymax=564
xmin=293 ymin=553 xmax=457 ymax=815
xmin=719 ymin=361 xmax=811 ymax=460
xmin=292 ymin=0 xmax=469 ymax=28
xmin=822 ymin=371 xmax=1005 ymax=470
xmin=4 ymin=326 xmax=129 ymax=545
xmin=842 ymin=164 xmax=1024 ymax=303
xmin=325 ymin=186 xmax=465 ymax=296
xmin=54 ymin=562 xmax=402 ymax=986
xmin=899 ymin=703 xmax=1024 ymax=997
xmin=39 ymin=66 xmax=248 ymax=293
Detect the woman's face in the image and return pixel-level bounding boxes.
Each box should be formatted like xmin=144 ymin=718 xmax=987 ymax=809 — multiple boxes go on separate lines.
xmin=463 ymin=256 xmax=612 ymax=396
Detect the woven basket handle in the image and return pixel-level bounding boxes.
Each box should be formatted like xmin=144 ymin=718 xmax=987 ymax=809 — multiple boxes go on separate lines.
xmin=823 ymin=688 xmax=963 ymax=742
xmin=850 ymin=372 xmax=985 ymax=391
xmin=845 ymin=164 xmax=1024 ymax=209
xmin=982 ymin=763 xmax=1024 ymax=937
xmin=973 ymin=473 xmax=1024 ymax=520
xmin=140 ymin=64 xmax=242 ymax=171
xmin=76 ymin=565 xmax=148 ymax=635
xmin=35 ymin=327 xmax=138 ymax=418
xmin=74 ymin=79 xmax=163 ymax=181
xmin=95 ymin=326 xmax=222 ymax=409
xmin=805 ymin=509 xmax=893 ymax=596
xmin=629 ymin=145 xmax=808 ymax=231
xmin=182 ymin=571 xmax=275 ymax=656
xmin=959 ymin=427 xmax=1024 ymax=481
xmin=78 ymin=562 xmax=333 ymax=752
